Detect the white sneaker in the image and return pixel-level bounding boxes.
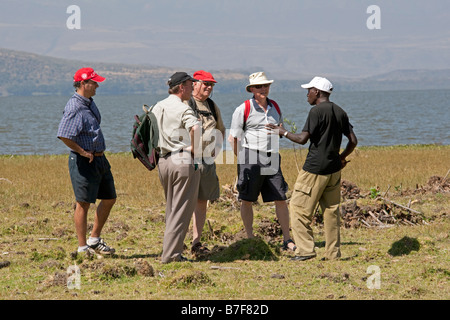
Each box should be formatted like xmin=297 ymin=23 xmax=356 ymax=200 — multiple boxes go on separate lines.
xmin=87 ymin=238 xmax=115 ymax=255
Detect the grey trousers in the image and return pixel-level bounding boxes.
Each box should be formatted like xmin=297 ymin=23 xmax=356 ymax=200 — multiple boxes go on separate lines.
xmin=158 ymin=154 xmax=200 ymax=263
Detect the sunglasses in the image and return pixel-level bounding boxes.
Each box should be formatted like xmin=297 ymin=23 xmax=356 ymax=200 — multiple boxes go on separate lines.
xmin=253 ymin=84 xmax=271 ymax=89
xmin=201 ymin=81 xmax=215 ymax=87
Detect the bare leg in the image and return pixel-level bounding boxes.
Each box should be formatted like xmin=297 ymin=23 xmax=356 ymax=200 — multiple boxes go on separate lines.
xmin=275 ymin=200 xmax=296 ymax=250
xmin=240 ymin=200 xmax=254 ymax=238
xmin=74 ymin=201 xmax=90 ymax=247
xmin=192 ymin=199 xmax=208 ymax=246
xmin=91 ymin=198 xmax=116 ymax=238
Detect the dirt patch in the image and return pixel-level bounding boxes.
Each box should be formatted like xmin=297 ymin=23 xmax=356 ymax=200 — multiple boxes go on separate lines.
xmin=166 ymin=270 xmax=214 ymax=288
xmin=318 ymin=272 xmax=350 ymax=283
xmin=257 ymin=219 xmax=282 ymax=238
xmin=41 ymin=272 xmax=67 ymax=288
xmin=341 ymin=180 xmax=362 ymax=200
xmin=209 ymin=238 xmax=278 ymax=262
xmin=404 ymin=175 xmax=450 ymax=195
xmin=218 ymin=183 xmax=240 ymax=210
xmin=134 ymin=258 xmax=154 ymax=277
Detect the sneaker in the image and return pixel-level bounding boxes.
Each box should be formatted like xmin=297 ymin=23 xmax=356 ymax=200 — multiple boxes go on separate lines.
xmin=87 ymin=238 xmax=115 ymax=255
xmin=75 ymin=246 xmax=95 ymax=259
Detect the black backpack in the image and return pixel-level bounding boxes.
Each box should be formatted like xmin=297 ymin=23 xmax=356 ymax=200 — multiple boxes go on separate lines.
xmin=131 ymin=105 xmax=159 ymax=171
xmin=188 ymin=97 xmax=217 ymax=121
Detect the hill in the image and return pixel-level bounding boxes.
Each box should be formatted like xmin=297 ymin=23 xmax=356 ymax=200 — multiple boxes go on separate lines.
xmin=0 ymin=48 xmax=248 ymax=96
xmin=1 ymin=48 xmax=450 ymax=96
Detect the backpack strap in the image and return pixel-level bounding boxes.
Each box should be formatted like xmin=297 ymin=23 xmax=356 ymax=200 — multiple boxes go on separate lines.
xmin=269 ymin=99 xmax=281 ymax=116
xmin=243 ymin=99 xmax=281 ymax=127
xmin=188 ymin=97 xmax=198 ymax=117
xmin=206 ymin=98 xmax=218 ymax=122
xmin=188 ymin=97 xmax=218 ymax=122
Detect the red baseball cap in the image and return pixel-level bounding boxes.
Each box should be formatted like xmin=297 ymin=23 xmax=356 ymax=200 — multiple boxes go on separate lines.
xmin=193 ymin=70 xmax=217 ymax=83
xmin=74 ymin=67 xmax=105 ymax=82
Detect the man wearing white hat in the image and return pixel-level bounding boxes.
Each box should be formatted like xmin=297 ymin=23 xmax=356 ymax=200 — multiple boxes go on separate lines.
xmin=229 ymin=72 xmax=296 ymax=252
xmin=267 ymin=76 xmax=358 ymax=261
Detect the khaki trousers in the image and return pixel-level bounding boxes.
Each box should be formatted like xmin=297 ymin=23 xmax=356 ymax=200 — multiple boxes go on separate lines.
xmin=158 ymin=154 xmax=200 ymax=263
xmin=290 ymin=169 xmax=341 ymax=260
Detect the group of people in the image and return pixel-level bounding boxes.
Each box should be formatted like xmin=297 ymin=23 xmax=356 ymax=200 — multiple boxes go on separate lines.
xmin=57 ymin=67 xmax=357 ymax=263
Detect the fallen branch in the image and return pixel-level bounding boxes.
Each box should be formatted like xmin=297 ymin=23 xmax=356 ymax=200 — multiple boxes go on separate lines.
xmin=381 ymin=197 xmax=423 ymax=215
xmin=442 ymin=169 xmax=450 ymax=184
xmin=210 ymin=266 xmax=241 ymax=271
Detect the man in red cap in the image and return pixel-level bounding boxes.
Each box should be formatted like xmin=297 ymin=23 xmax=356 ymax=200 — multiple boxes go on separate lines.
xmin=188 ymin=70 xmax=225 ymax=256
xmin=57 ymin=67 xmax=117 ymax=257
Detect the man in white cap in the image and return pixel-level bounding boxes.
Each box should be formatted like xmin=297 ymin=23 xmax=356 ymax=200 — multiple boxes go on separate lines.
xmin=229 ymin=72 xmax=296 ymax=252
xmin=266 ymin=76 xmax=358 ymax=261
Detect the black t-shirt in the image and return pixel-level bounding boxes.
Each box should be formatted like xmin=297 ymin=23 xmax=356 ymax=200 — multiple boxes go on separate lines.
xmin=302 ymin=101 xmax=353 ymax=175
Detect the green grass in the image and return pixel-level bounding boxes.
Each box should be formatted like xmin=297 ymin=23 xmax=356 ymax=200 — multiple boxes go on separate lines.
xmin=0 ymin=145 xmax=449 ymax=300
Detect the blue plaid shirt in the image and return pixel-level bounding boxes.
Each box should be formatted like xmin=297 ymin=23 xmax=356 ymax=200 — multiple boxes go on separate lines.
xmin=57 ymin=93 xmax=106 ymax=152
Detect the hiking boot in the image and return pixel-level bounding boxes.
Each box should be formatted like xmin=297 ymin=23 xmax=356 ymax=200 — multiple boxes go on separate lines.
xmin=87 ymin=238 xmax=115 ymax=255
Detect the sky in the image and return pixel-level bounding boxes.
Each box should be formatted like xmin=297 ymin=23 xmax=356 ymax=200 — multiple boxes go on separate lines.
xmin=1 ymin=0 xmax=450 ymax=79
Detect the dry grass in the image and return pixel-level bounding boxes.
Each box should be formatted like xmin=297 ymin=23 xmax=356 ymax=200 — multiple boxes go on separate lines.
xmin=0 ymin=145 xmax=448 ymax=301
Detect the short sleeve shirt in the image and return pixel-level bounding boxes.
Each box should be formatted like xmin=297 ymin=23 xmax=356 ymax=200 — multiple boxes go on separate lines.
xmin=302 ymin=101 xmax=353 ymax=175
xmin=152 ymin=94 xmax=200 ymax=157
xmin=230 ymin=98 xmax=283 ymax=153
xmin=57 ymin=93 xmax=106 ymax=152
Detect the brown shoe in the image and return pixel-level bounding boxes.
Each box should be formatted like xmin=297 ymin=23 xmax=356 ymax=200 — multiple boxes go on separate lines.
xmin=191 ymin=242 xmax=210 ymax=256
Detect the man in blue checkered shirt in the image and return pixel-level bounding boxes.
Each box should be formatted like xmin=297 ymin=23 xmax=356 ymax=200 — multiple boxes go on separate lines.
xmin=57 ymin=67 xmax=116 ymax=256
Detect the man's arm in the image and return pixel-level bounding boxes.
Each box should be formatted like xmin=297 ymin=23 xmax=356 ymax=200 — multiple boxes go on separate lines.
xmin=265 ymin=123 xmax=310 ymax=145
xmin=58 ymin=137 xmax=94 ymax=163
xmin=339 ymin=131 xmax=358 ymax=169
xmin=226 ymin=135 xmax=240 ymax=157
xmin=189 ymin=124 xmax=201 ymax=159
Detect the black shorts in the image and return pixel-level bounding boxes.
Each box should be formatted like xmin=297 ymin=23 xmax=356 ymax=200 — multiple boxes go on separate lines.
xmin=68 ymin=151 xmax=117 ymax=203
xmin=236 ymin=148 xmax=288 ymax=203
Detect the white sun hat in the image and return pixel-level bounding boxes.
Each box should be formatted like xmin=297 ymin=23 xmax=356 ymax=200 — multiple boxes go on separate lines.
xmin=301 ymin=76 xmax=333 ymax=93
xmin=246 ymin=72 xmax=274 ymax=92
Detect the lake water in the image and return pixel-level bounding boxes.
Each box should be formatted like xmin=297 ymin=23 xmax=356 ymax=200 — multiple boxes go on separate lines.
xmin=0 ymin=90 xmax=449 ymax=155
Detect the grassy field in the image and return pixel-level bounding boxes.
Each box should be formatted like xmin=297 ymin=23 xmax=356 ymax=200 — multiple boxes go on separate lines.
xmin=0 ymin=145 xmax=448 ymax=301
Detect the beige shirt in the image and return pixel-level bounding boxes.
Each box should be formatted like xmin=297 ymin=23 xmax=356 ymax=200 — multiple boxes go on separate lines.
xmin=184 ymin=98 xmax=226 ymax=160
xmin=152 ymin=94 xmax=200 ymax=157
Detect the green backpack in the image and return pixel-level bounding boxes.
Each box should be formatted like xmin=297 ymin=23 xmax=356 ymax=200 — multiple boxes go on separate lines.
xmin=131 ymin=105 xmax=159 ymax=171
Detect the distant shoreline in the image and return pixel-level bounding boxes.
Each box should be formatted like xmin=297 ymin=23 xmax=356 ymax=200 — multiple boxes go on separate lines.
xmin=1 ymin=143 xmax=448 ymax=158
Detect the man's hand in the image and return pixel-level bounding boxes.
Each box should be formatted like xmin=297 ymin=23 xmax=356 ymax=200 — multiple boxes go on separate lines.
xmin=82 ymin=150 xmax=94 ymax=163
xmin=340 ymin=158 xmax=350 ymax=169
xmin=265 ymin=123 xmax=286 ymax=136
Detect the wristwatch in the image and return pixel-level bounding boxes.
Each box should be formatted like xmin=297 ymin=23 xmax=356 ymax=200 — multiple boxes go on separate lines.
xmin=283 ymin=131 xmax=289 ymax=137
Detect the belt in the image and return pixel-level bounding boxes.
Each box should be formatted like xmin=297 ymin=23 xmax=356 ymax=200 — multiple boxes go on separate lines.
xmin=93 ymin=152 xmax=104 ymax=157
xmin=164 ymin=149 xmax=183 ymax=158
xmin=71 ymin=151 xmax=104 ymax=157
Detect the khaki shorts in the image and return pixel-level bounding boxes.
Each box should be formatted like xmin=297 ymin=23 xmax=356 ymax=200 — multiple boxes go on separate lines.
xmin=198 ymin=162 xmax=220 ymax=201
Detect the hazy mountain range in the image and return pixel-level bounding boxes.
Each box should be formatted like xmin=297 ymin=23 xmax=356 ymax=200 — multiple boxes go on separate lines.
xmin=1 ymin=48 xmax=449 ymax=97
